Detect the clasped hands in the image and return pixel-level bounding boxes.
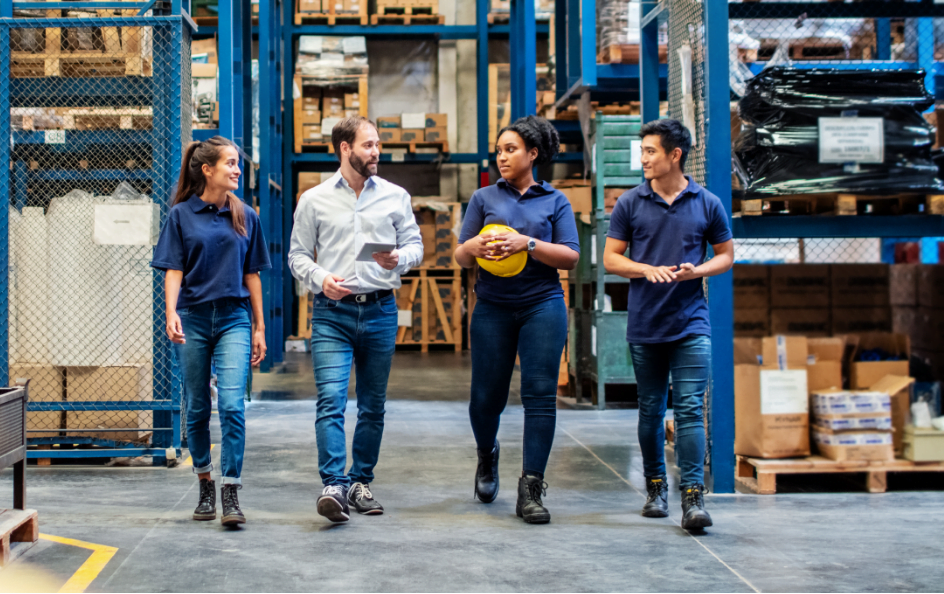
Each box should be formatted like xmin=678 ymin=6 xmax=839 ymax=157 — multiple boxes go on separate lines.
xmin=465 ymin=232 xmax=528 ymax=261
xmin=643 ymin=262 xmax=700 ymax=284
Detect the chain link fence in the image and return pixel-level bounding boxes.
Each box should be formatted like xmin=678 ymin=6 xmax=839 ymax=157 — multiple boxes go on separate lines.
xmin=2 ymin=13 xmax=189 ymax=456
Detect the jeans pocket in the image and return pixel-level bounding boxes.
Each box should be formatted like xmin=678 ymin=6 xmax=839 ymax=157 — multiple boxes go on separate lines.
xmin=378 ymin=295 xmax=398 ymax=315
xmin=311 ymin=295 xmax=338 ymax=309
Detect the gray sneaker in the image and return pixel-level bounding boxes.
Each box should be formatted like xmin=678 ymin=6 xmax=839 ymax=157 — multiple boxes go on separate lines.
xmin=348 ymin=482 xmax=384 ymax=515
xmin=317 ymin=485 xmax=350 ymax=523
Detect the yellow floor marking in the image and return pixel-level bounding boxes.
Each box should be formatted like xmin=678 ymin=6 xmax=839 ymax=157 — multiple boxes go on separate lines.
xmin=180 ymin=443 xmax=216 ymax=468
xmin=39 ymin=534 xmax=118 ymax=594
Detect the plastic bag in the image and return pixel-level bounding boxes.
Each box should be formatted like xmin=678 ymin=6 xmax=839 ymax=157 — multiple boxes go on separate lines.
xmin=913 ymin=400 xmax=933 ymax=429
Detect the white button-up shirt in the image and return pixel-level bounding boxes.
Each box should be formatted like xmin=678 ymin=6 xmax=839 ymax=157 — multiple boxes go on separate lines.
xmin=288 ymin=170 xmax=423 ymax=295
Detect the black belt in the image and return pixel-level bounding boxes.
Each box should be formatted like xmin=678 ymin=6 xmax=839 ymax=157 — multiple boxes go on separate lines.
xmin=340 ymin=289 xmax=393 ymax=304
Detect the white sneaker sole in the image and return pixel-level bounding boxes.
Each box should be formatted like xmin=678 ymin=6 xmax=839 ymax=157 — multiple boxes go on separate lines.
xmin=317 ymin=496 xmax=350 ymax=523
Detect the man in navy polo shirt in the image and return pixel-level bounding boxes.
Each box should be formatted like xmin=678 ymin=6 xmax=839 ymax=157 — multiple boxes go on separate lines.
xmin=603 ymin=119 xmax=733 ymax=531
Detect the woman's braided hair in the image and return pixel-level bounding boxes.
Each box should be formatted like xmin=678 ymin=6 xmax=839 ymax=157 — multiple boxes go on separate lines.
xmin=497 ymin=115 xmax=560 ymax=166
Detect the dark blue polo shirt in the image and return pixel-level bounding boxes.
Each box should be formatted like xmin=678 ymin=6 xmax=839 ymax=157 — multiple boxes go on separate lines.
xmin=459 ymin=179 xmax=580 ymax=307
xmin=151 ymin=195 xmax=272 ymax=309
xmin=607 ymin=176 xmax=732 ymax=344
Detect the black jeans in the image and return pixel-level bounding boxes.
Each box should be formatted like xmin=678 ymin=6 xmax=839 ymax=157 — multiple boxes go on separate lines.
xmin=469 ymin=297 xmax=568 ymax=477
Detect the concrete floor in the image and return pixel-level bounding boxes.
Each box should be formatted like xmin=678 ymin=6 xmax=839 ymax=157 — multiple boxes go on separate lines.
xmin=3 ymin=352 xmax=944 ymax=592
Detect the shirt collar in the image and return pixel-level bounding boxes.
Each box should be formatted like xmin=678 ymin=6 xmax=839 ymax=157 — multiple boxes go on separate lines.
xmin=332 ymin=169 xmax=377 ymax=191
xmin=637 ymin=175 xmax=700 ymax=201
xmin=497 ymin=178 xmax=554 ymax=198
xmin=187 ymin=194 xmax=230 ymax=213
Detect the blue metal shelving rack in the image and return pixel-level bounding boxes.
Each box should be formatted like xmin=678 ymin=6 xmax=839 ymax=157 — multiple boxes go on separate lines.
xmin=0 ymin=0 xmax=194 ymax=463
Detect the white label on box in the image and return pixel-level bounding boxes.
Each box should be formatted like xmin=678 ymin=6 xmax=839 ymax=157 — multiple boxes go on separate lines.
xmin=93 ymin=203 xmax=159 ymax=245
xmin=321 ymin=117 xmax=342 ymax=133
xmin=390 ymin=150 xmax=406 ymax=162
xmin=342 ymin=36 xmax=366 ymax=54
xmin=397 ymin=310 xmax=412 ymax=327
xmin=759 ymin=369 xmax=808 ymax=415
xmin=818 ymin=117 xmax=884 ymax=164
xmin=631 ymin=140 xmax=642 ymax=170
xmin=401 ymin=112 xmax=426 ymax=129
xmin=44 ymin=130 xmax=65 ymax=144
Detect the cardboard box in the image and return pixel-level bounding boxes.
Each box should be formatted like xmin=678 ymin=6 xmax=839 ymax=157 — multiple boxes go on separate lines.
xmin=191 ymin=37 xmax=218 ymax=64
xmin=401 ymin=112 xmax=426 ymax=129
xmin=424 ymin=127 xmax=447 ymax=143
xmin=733 ymin=264 xmax=770 ymax=309
xmin=813 ymin=428 xmax=894 ymax=462
xmin=298 ymin=0 xmax=321 ymax=11
xmin=813 ymin=413 xmax=892 ymax=432
xmin=734 ymin=336 xmax=811 ymax=458
xmin=401 ymin=129 xmax=425 ymax=142
xmin=418 ymin=224 xmax=437 ymax=267
xmin=771 ymin=308 xmax=830 ymax=337
xmin=322 ymin=91 xmax=345 ymax=116
xmin=892 ymin=306 xmax=918 ymax=340
xmin=769 ymin=265 xmax=830 ymax=308
xmin=903 ymin=425 xmax=944 ymax=462
xmin=812 ymin=390 xmax=891 ymax=415
xmin=918 ymin=265 xmax=944 ymax=309
xmin=301 ymin=124 xmax=322 ymax=140
xmin=344 ymin=92 xmax=360 ymax=109
xmin=831 ymin=307 xmax=891 ymax=335
xmin=425 ymin=113 xmax=448 ymax=128
xmin=558 ymin=184 xmax=591 ymax=213
xmin=848 ymin=332 xmax=911 ymax=389
xmin=66 ymin=366 xmax=152 ymax=441
xmin=191 ymin=63 xmax=218 ymax=79
xmin=299 ymin=109 xmax=321 ymax=125
xmin=807 ymin=337 xmax=844 ymax=393
xmin=831 ymin=264 xmax=889 ymax=308
xmin=11 ymin=364 xmax=64 ymax=438
xmin=870 ymin=375 xmax=915 ymax=455
xmin=435 ymin=207 xmax=458 ymax=266
xmin=890 ymin=264 xmax=919 ymax=307
xmin=734 ymin=308 xmax=769 ymax=338
xmin=915 ymin=307 xmax=944 ymax=350
xmin=377 ymin=116 xmax=401 ymax=128
xmin=343 ymin=109 xmax=359 ymax=118
xmin=379 ymin=129 xmax=401 ymax=143
xmin=321 ymin=117 xmax=342 ymax=135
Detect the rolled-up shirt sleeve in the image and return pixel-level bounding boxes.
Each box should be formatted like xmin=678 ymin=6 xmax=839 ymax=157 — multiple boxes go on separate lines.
xmin=288 ymin=193 xmax=330 ymax=293
xmin=151 ymin=208 xmax=185 ymax=271
xmin=393 ymin=190 xmax=424 ymax=275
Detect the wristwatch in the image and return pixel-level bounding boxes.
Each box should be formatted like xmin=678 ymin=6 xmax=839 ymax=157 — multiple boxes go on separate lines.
xmin=527 ymin=237 xmax=537 ymax=252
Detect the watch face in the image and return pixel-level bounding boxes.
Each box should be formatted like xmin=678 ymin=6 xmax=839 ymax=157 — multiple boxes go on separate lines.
xmin=528 ymin=239 xmax=536 ymax=251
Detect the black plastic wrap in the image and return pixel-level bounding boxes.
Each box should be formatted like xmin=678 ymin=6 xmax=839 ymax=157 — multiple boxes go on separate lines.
xmin=734 ymin=67 xmax=943 ymax=196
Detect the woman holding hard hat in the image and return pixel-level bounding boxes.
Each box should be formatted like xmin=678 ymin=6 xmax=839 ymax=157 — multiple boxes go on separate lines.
xmin=455 ymin=115 xmax=580 ymax=524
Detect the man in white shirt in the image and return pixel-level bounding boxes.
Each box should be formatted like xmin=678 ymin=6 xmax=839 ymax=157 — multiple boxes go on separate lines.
xmin=288 ymin=116 xmax=423 ymax=523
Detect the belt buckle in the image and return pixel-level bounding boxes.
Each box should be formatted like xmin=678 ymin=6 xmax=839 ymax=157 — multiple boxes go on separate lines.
xmin=356 ymin=294 xmax=367 ymax=303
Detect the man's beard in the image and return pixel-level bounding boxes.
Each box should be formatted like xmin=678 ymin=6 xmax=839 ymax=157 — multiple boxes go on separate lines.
xmin=351 ymin=153 xmax=377 ymax=178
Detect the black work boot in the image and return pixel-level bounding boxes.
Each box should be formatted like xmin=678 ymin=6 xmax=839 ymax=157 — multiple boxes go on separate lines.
xmin=220 ymin=484 xmax=246 ymax=526
xmin=642 ymin=475 xmax=669 ymax=518
xmin=516 ymin=475 xmax=551 ymax=524
xmin=680 ymin=484 xmax=713 ymax=530
xmin=348 ymin=483 xmax=384 ymax=515
xmin=474 ymin=441 xmax=500 ymax=503
xmin=193 ymin=478 xmax=216 ymax=521
xmin=317 ymin=485 xmax=350 ymax=523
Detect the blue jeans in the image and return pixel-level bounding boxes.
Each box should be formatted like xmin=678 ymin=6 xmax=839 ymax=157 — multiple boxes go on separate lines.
xmin=310 ymin=292 xmax=398 ymax=487
xmin=174 ymin=298 xmax=252 ymax=486
xmin=469 ymin=297 xmax=567 ymax=478
xmin=629 ymin=334 xmax=711 ymax=488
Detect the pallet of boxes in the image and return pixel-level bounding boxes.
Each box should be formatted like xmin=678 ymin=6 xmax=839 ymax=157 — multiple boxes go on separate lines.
xmin=372 ymin=0 xmax=445 ymax=25
xmin=192 ymin=37 xmax=218 ymax=130
xmin=294 ymin=35 xmax=368 ymax=153
xmin=295 ymin=0 xmax=368 ymax=25
xmin=376 ymin=112 xmax=449 ymax=155
xmin=394 ymin=199 xmax=463 ymax=352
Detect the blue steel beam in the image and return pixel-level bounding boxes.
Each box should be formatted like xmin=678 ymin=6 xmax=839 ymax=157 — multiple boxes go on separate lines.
xmin=27 ymin=449 xmax=172 ymax=459
xmin=581 ymin=0 xmax=596 ymax=86
xmin=730 ymin=1 xmax=944 ymax=18
xmin=11 ymin=78 xmax=152 ymax=106
xmin=510 ymin=0 xmax=536 ymax=121
xmin=640 ymin=1 xmax=660 ymax=124
xmin=565 ymin=0 xmax=580 ymax=91
xmin=0 ymin=25 xmax=9 ymax=388
xmin=733 ymin=216 xmax=944 ymax=238
xmin=293 ymin=152 xmax=482 ymax=163
xmin=282 ymin=0 xmax=296 ymax=343
xmin=918 ymin=18 xmax=934 ymax=97
xmin=29 ymin=402 xmax=181 ymax=411
xmin=554 ymin=0 xmax=567 ymax=99
xmin=704 ymin=0 xmax=735 ymax=494
xmin=477 ymin=0 xmax=489 ymax=179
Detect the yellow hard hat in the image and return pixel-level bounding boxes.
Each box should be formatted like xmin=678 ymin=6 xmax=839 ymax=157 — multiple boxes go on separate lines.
xmin=476 ymin=224 xmax=527 ymax=277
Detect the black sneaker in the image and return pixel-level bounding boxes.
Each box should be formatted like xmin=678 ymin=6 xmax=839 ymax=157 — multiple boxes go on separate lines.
xmin=348 ymin=483 xmax=384 ymax=515
xmin=516 ymin=475 xmax=551 ymax=524
xmin=680 ymin=484 xmax=713 ymax=530
xmin=220 ymin=484 xmax=246 ymax=526
xmin=642 ymin=475 xmax=669 ymax=518
xmin=193 ymin=478 xmax=216 ymax=521
xmin=317 ymin=485 xmax=350 ymax=523
xmin=474 ymin=441 xmax=500 ymax=503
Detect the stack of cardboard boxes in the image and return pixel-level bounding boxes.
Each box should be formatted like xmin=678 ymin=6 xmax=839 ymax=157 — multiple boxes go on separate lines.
xmin=892 ymin=264 xmax=944 ymax=382
xmin=297 ymin=0 xmax=365 ymax=17
xmin=552 ymin=179 xmax=626 ymax=214
xmin=191 ymin=37 xmax=219 ymax=128
xmin=296 ymin=83 xmax=363 ymax=146
xmin=377 ymin=113 xmax=448 ymax=147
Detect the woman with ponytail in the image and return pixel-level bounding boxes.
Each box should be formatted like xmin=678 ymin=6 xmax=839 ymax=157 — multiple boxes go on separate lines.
xmin=151 ymin=136 xmax=271 ymax=527
xmin=454 ymin=116 xmax=580 ymax=524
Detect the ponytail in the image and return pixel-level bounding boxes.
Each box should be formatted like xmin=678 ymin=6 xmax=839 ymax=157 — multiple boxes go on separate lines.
xmin=172 ymin=136 xmax=247 ymax=237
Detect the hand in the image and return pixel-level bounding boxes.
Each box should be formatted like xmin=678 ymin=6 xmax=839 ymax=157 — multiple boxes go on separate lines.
xmin=250 ymin=327 xmax=267 ymax=366
xmin=322 ymin=274 xmax=352 ymax=300
xmin=372 ymin=249 xmax=400 ymax=271
xmin=464 ymin=233 xmax=501 ymax=259
xmin=643 ymin=265 xmax=678 ymax=283
xmin=166 ymin=312 xmax=186 ymax=344
xmin=674 ymin=262 xmax=700 ymax=282
xmin=484 ymin=232 xmax=529 ymax=261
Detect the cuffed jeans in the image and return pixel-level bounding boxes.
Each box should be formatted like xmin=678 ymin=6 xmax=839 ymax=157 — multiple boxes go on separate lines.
xmin=174 ymin=298 xmax=252 ymax=486
xmin=310 ymin=292 xmax=398 ymax=487
xmin=469 ymin=297 xmax=568 ymax=478
xmin=629 ymin=334 xmax=711 ymax=488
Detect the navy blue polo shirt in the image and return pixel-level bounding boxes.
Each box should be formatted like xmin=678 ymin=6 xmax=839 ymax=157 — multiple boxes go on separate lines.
xmin=607 ymin=176 xmax=732 ymax=344
xmin=459 ymin=179 xmax=580 ymax=307
xmin=151 ymin=195 xmax=272 ymax=309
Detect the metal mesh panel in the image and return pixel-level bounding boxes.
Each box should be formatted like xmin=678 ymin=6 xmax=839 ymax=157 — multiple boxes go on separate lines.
xmin=3 ymin=15 xmax=188 ymax=453
xmin=666 ymin=0 xmax=706 ymax=185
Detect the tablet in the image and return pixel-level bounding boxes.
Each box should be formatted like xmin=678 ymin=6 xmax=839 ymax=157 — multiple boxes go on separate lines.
xmin=356 ymin=242 xmax=397 ymax=262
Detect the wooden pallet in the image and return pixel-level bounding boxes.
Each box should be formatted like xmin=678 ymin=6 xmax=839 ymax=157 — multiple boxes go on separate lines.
xmin=294 ymin=0 xmax=368 ymax=25
xmin=371 ymin=4 xmax=444 ymax=25
xmin=382 ymin=140 xmax=449 ymax=154
xmin=597 ymin=43 xmax=668 ymax=65
xmin=296 ymin=141 xmax=335 ymax=153
xmin=395 ymin=268 xmax=462 ymax=353
xmin=736 ymin=454 xmax=944 ymax=494
xmin=487 ymin=11 xmax=551 ymax=24
xmin=0 ymin=508 xmax=38 ymax=567
xmin=737 ymin=193 xmax=944 ymax=217
xmin=15 ymin=108 xmax=153 ymax=131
